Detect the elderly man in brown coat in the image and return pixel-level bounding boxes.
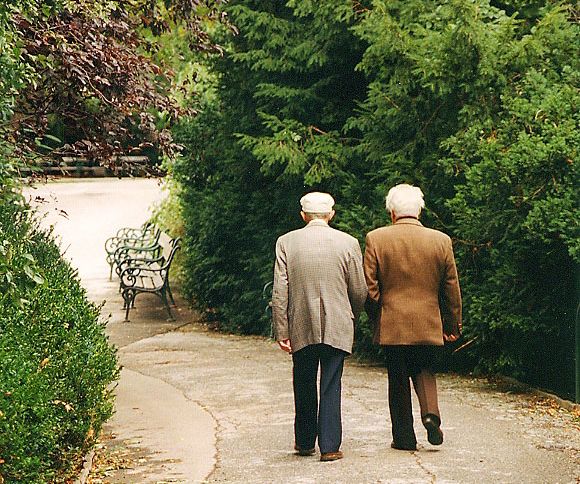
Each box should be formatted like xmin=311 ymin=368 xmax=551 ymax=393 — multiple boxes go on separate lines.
xmin=272 ymin=192 xmax=368 ymax=462
xmin=364 ymin=184 xmax=462 ymax=451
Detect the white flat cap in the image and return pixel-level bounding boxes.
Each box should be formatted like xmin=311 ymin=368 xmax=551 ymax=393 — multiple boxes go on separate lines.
xmin=300 ymin=192 xmax=335 ymax=213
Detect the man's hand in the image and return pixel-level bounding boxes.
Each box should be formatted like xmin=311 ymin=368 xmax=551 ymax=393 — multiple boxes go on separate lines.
xmin=278 ymin=339 xmax=292 ymax=354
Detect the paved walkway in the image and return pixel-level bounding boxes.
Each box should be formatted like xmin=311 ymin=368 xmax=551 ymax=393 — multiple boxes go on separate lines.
xmin=29 ymin=179 xmax=579 ymax=484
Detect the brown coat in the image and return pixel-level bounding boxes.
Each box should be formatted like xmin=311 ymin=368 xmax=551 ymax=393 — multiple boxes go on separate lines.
xmin=363 ymin=218 xmax=462 ymax=346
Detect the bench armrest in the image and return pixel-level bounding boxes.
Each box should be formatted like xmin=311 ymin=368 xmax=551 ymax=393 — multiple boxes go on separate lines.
xmin=120 ymin=264 xmax=167 ymax=288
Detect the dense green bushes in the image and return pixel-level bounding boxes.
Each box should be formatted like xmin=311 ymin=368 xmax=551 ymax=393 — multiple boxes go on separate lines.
xmin=443 ymin=60 xmax=578 ymax=387
xmin=0 ymin=1 xmax=229 ymax=481
xmin=2 ymin=3 xmax=119 ymax=477
xmin=169 ymin=0 xmax=578 ymax=398
xmin=0 ymin=171 xmax=118 ymax=483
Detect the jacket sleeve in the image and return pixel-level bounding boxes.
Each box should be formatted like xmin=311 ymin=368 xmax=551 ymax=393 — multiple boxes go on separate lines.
xmin=440 ymin=238 xmax=462 ymax=337
xmin=363 ymin=234 xmax=380 ymax=322
xmin=347 ymin=242 xmax=368 ymax=321
xmin=271 ymin=237 xmax=289 ymax=341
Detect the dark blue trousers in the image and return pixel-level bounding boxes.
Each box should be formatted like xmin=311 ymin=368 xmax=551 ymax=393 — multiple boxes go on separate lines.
xmin=292 ymin=344 xmax=346 ymax=453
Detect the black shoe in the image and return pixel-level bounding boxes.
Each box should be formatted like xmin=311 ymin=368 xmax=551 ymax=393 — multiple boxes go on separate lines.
xmin=423 ymin=415 xmax=444 ymax=445
xmin=390 ymin=441 xmax=417 ymax=451
xmin=294 ymin=444 xmax=316 ymax=456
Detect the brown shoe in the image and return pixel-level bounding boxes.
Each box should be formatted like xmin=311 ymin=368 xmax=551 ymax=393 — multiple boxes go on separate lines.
xmin=294 ymin=444 xmax=315 ymax=456
xmin=320 ymin=451 xmax=343 ymax=462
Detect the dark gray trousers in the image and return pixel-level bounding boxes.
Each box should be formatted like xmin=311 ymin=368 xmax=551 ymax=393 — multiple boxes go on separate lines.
xmin=292 ymin=343 xmax=346 ymax=453
xmin=385 ymin=345 xmax=442 ymax=447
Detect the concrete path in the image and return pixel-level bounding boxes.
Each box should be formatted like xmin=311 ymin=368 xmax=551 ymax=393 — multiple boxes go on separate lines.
xmin=28 ymin=179 xmax=216 ymax=482
xmin=29 ymin=179 xmax=580 ymax=484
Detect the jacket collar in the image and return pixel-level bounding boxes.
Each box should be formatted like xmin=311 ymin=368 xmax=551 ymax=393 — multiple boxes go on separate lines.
xmin=306 ymin=219 xmax=329 ymax=227
xmin=393 ymin=217 xmax=423 ymax=227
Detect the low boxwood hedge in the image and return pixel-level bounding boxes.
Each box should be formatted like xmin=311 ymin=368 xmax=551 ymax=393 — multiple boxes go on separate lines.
xmin=0 ymin=199 xmax=119 ymax=483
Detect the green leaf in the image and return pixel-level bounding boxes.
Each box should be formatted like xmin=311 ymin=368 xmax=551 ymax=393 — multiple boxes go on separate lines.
xmin=43 ymin=134 xmax=62 ymax=144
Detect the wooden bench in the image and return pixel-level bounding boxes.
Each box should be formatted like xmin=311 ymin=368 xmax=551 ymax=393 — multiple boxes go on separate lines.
xmin=119 ymin=233 xmax=181 ymax=322
xmin=105 ymin=222 xmax=161 ymax=280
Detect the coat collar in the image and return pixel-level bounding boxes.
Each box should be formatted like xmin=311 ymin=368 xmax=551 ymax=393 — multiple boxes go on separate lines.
xmin=393 ymin=217 xmax=423 ymax=227
xmin=306 ymin=219 xmax=329 ymax=227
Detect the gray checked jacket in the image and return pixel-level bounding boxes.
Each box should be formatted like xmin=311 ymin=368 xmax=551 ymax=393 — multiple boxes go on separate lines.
xmin=272 ymin=219 xmax=368 ymax=354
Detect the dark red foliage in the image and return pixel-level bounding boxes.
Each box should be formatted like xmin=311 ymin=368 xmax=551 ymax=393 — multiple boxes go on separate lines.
xmin=10 ymin=1 xmax=226 ymax=172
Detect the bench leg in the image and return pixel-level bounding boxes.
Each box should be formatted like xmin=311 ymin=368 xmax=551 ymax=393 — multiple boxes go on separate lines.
xmin=115 ymin=264 xmax=123 ymax=281
xmin=161 ymin=290 xmax=175 ymax=321
xmin=122 ymin=289 xmax=135 ymax=322
xmin=166 ymin=282 xmax=176 ymax=306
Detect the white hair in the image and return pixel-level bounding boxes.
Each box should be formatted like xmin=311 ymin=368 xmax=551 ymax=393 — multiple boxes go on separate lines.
xmin=385 ymin=184 xmax=425 ymax=218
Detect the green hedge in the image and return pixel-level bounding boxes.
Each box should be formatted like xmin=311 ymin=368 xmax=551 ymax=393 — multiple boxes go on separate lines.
xmin=169 ymin=0 xmax=578 ymax=399
xmin=0 ymin=190 xmax=118 ymax=483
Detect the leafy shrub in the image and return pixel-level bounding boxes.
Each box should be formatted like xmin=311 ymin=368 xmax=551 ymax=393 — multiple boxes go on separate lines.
xmin=150 ymin=176 xmax=188 ymax=284
xmin=442 ymin=23 xmax=579 ymax=392
xmin=0 ymin=173 xmax=118 ymax=483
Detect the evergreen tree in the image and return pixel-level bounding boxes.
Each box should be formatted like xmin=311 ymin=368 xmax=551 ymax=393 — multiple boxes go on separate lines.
xmin=172 ymin=0 xmax=579 ymax=397
xmin=174 ymin=0 xmax=369 ymax=332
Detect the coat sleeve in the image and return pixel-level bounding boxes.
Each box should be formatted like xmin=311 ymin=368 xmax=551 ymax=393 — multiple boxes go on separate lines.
xmin=347 ymin=242 xmax=368 ymax=321
xmin=363 ymin=234 xmax=380 ymax=322
xmin=440 ymin=238 xmax=462 ymax=337
xmin=271 ymin=237 xmax=289 ymax=341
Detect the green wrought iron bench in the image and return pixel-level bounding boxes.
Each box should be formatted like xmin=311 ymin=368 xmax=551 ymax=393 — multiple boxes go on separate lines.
xmin=104 ymin=222 xmax=161 ymax=280
xmin=119 ymin=234 xmax=181 ymax=322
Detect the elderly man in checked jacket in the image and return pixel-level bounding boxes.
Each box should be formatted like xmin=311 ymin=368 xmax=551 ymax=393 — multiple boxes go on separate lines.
xmin=272 ymin=192 xmax=368 ymax=462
